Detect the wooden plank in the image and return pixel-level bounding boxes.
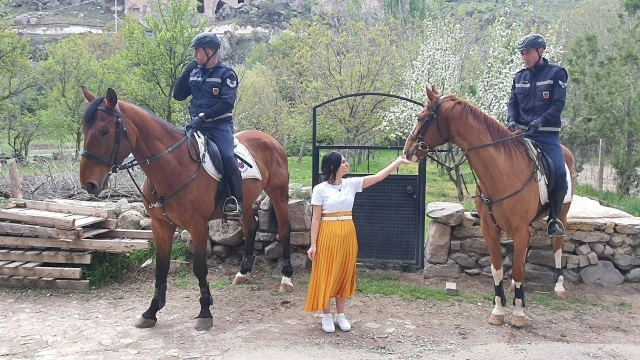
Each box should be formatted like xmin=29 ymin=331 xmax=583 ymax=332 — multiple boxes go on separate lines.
xmin=21 ymin=261 xmax=43 ymax=268
xmin=0 ymin=265 xmax=81 ymax=279
xmin=54 ymin=279 xmax=90 ymax=290
xmin=24 ymin=276 xmax=40 ymax=287
xmin=0 ymin=236 xmax=149 ymax=252
xmin=4 ymin=261 xmax=26 ymax=268
xmin=0 ymin=221 xmax=79 ymax=239
xmin=9 ymin=199 xmax=112 ymax=218
xmin=100 ymin=229 xmax=154 ymax=239
xmin=47 ymin=198 xmax=116 ymax=210
xmin=0 ymin=249 xmax=91 ymax=264
xmin=0 ymin=208 xmax=77 ymax=229
xmin=0 ymin=276 xmax=90 ymax=289
xmin=8 ymin=276 xmax=24 ymax=285
xmin=81 ymin=228 xmax=112 ymax=238
xmin=74 ymin=215 xmax=108 ymax=228
xmin=89 ymin=219 xmax=118 ymax=230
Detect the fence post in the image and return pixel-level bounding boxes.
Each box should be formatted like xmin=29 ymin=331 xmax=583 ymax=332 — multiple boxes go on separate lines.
xmin=597 ymin=138 xmax=604 ymax=190
xmin=7 ymin=158 xmax=23 ymax=200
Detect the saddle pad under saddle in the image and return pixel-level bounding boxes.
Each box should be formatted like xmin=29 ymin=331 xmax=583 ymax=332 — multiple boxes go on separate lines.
xmin=523 ymin=138 xmax=572 ymax=205
xmin=194 ymin=131 xmax=262 ymax=181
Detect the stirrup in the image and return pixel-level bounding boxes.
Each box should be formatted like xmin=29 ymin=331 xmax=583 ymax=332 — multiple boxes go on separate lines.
xmin=223 ymin=196 xmax=242 ymax=220
xmin=547 ymin=219 xmax=565 ymax=237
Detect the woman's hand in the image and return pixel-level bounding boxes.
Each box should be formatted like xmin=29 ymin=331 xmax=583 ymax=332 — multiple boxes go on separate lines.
xmin=394 ymin=156 xmax=413 ymax=167
xmin=307 ymin=245 xmax=317 ymax=260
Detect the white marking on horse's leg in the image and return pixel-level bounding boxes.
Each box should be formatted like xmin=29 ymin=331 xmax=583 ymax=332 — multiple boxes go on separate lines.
xmin=554 ymin=248 xmax=566 ymax=293
xmin=232 ymin=271 xmax=249 ymax=285
xmin=491 ymin=265 xmax=505 ymax=317
xmin=279 ymin=276 xmax=294 ymax=292
xmin=513 ymin=281 xmax=525 ymax=317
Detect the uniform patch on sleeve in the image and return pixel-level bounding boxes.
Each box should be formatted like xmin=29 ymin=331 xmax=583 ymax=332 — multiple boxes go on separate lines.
xmin=559 ymin=80 xmax=567 ymax=88
xmin=227 ymin=78 xmax=237 ymax=88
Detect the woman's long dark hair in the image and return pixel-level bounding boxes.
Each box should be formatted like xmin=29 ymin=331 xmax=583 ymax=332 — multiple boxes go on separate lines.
xmin=320 ymin=151 xmax=343 ymax=184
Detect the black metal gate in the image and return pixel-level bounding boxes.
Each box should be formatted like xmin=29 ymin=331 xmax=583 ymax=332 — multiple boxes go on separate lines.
xmin=312 ymin=93 xmax=426 ymax=268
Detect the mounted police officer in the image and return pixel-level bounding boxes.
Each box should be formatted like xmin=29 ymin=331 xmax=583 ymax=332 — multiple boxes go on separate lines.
xmin=507 ymin=34 xmax=569 ymax=237
xmin=173 ymin=32 xmax=243 ymax=219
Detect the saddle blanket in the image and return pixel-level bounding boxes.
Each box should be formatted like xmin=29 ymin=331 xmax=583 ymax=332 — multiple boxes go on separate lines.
xmin=523 ymin=138 xmax=572 ymax=205
xmin=194 ymin=131 xmax=262 ymax=182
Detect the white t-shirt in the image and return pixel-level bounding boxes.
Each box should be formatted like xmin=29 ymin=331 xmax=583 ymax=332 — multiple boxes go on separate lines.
xmin=311 ymin=177 xmax=364 ymax=213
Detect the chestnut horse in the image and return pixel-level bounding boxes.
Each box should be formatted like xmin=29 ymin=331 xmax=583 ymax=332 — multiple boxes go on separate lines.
xmin=404 ymin=86 xmax=574 ymax=328
xmin=80 ymin=88 xmax=292 ymax=331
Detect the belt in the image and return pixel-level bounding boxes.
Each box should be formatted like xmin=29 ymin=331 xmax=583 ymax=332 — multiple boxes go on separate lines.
xmin=204 ymin=113 xmax=232 ymax=121
xmin=516 ymin=124 xmax=560 ymax=132
xmin=322 ymin=215 xmax=353 ymax=221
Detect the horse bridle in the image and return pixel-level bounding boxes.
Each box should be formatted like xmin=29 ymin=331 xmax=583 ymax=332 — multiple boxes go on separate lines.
xmin=80 ymin=106 xmax=132 ymax=174
xmin=408 ymin=95 xmax=536 ymax=230
xmin=409 ymin=95 xmax=448 ymax=153
xmin=80 ymin=105 xmax=199 ymax=222
xmin=81 ymin=106 xmax=191 ymax=174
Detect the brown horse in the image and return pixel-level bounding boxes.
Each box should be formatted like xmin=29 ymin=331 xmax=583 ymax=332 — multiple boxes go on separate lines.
xmin=404 ymin=86 xmax=574 ymax=328
xmin=80 ymin=88 xmax=292 ymax=331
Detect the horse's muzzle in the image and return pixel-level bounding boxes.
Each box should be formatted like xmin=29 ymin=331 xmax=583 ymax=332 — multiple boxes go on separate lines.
xmin=83 ymin=174 xmax=111 ymax=195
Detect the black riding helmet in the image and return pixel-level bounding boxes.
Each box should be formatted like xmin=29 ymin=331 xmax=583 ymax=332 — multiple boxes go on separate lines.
xmin=516 ymin=34 xmax=546 ymax=52
xmin=190 ymin=32 xmax=221 ymax=50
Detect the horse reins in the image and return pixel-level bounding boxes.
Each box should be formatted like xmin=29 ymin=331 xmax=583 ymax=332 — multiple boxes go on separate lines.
xmin=410 ymin=97 xmax=539 ymax=230
xmin=81 ymin=105 xmax=203 ymax=223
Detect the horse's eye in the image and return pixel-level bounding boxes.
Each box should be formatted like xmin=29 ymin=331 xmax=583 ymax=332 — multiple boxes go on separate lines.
xmin=99 ymin=129 xmax=110 ymax=136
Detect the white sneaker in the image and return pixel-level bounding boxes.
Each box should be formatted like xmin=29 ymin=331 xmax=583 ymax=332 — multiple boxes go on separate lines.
xmin=321 ymin=313 xmax=335 ymax=333
xmin=334 ymin=313 xmax=351 ymax=332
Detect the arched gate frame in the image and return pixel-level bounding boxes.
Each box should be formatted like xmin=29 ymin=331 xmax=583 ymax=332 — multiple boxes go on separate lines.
xmin=312 ymin=93 xmax=427 ymax=269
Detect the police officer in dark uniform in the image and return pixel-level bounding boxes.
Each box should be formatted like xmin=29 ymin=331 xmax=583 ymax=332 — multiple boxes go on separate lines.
xmin=173 ymin=32 xmax=243 ymax=219
xmin=507 ymin=34 xmax=569 ymax=237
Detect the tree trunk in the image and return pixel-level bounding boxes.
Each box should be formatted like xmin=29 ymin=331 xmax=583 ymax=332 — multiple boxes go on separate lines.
xmin=297 ymin=144 xmax=304 ymax=163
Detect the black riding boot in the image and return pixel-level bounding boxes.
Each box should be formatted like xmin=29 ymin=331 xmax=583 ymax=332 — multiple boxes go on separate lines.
xmin=547 ymin=188 xmax=567 ymax=237
xmin=224 ymin=172 xmax=243 ymax=220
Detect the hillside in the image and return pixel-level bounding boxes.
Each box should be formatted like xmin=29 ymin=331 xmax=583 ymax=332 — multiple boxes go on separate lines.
xmin=3 ymin=0 xmax=583 ymax=36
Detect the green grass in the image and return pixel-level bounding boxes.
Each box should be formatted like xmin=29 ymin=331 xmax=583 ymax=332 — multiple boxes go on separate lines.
xmin=615 ymin=300 xmax=632 ymax=312
xmin=356 ymin=272 xmax=486 ymax=304
xmin=529 ymin=294 xmax=602 ymax=311
xmin=83 ymin=242 xmax=189 ymax=287
xmin=573 ymin=184 xmax=640 ymax=217
xmin=82 ymin=248 xmax=152 ymax=287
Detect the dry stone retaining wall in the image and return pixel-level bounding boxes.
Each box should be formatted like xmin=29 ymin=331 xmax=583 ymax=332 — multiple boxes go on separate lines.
xmin=424 ymin=202 xmax=640 ymax=285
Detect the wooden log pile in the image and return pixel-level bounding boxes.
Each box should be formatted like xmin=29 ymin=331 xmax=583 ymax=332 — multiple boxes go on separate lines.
xmin=0 ymin=199 xmax=152 ymax=289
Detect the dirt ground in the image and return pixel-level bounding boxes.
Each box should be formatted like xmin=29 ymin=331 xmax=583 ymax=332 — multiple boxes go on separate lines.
xmin=1 ymin=263 xmax=640 ymax=360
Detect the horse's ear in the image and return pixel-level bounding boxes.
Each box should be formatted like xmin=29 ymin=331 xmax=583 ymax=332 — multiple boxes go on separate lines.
xmin=81 ymin=86 xmax=95 ymax=102
xmin=425 ymin=84 xmax=437 ymax=103
xmin=105 ymin=88 xmax=118 ymax=108
xmin=431 ymin=85 xmax=440 ymax=97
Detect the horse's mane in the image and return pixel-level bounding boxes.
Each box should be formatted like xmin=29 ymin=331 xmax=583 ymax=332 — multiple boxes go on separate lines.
xmin=447 ymin=95 xmax=523 ymax=156
xmin=82 ymin=97 xmax=105 ymax=129
xmin=82 ymin=96 xmax=181 ymax=132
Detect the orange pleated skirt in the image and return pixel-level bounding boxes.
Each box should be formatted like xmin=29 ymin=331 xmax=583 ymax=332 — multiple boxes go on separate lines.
xmin=304 ymin=211 xmax=358 ymax=312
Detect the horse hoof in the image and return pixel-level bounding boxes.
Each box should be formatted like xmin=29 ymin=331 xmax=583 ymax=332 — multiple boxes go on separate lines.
xmin=555 ymin=290 xmax=568 ymax=300
xmin=279 ymin=276 xmax=294 ymax=292
xmin=510 ymin=315 xmax=526 ymax=328
xmin=232 ymin=272 xmax=248 ymax=285
xmin=195 ymin=317 xmax=213 ymax=331
xmin=488 ymin=314 xmax=504 ymax=326
xmin=135 ymin=317 xmax=157 ymax=328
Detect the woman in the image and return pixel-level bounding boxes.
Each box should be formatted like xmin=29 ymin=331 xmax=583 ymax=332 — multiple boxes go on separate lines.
xmin=304 ymin=151 xmax=411 ymax=333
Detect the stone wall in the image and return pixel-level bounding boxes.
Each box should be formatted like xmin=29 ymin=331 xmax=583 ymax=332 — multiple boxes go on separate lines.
xmin=424 ymin=202 xmax=640 ymax=285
